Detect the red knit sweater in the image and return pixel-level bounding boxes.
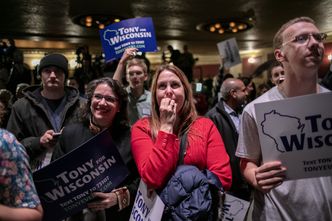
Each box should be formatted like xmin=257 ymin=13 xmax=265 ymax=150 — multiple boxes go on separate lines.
xmin=131 ymin=117 xmax=232 ymax=190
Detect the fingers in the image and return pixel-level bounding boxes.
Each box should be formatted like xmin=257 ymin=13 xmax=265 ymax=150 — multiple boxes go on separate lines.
xmin=255 ymin=161 xmax=287 ymax=193
xmin=124 ymin=48 xmax=138 ymax=58
xmin=162 ymin=98 xmax=176 ymax=110
xmin=159 ymin=97 xmax=177 ymax=132
xmin=91 ymin=192 xmax=108 ymax=199
xmin=160 ymin=97 xmax=177 ymax=114
xmin=147 ymin=188 xmax=155 ymax=199
xmin=40 ymin=130 xmax=59 ymax=149
xmin=88 ymin=192 xmax=117 ymax=211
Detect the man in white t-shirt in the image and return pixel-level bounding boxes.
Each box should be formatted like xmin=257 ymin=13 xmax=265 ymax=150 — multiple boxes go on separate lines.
xmin=236 ymin=17 xmax=332 ymax=220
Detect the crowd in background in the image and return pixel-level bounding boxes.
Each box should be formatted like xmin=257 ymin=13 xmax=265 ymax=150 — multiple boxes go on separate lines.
xmin=1 ymin=16 xmax=332 ymax=221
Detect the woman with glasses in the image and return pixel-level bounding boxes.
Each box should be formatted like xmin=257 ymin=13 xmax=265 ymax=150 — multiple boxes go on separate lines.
xmin=53 ymin=77 xmax=139 ymax=221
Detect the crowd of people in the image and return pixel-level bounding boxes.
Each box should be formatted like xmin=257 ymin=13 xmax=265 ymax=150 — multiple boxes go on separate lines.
xmin=1 ymin=16 xmax=332 ymax=221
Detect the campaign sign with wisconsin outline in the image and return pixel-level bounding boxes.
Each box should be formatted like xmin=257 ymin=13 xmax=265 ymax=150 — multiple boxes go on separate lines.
xmin=100 ymin=17 xmax=157 ymax=61
xmin=255 ymin=92 xmax=332 ymax=180
xmin=33 ymin=129 xmax=129 ymax=221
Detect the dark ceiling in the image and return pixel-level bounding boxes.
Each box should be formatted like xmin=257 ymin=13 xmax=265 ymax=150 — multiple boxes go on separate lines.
xmin=1 ymin=0 xmax=332 ymax=56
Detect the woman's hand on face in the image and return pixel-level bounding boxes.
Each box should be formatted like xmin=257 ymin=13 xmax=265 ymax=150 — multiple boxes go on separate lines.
xmin=87 ymin=192 xmax=117 ymax=211
xmin=159 ymin=97 xmax=177 ymax=133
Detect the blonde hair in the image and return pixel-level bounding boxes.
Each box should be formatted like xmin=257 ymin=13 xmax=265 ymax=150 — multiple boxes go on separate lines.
xmin=149 ymin=64 xmax=197 ymax=139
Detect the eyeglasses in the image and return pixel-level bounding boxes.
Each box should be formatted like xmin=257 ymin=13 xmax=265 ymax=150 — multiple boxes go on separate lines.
xmin=282 ymin=33 xmax=327 ymax=46
xmin=93 ymin=94 xmax=118 ymax=103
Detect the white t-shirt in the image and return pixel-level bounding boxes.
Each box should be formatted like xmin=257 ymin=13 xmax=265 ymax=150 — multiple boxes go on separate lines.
xmin=236 ymin=86 xmax=332 ymax=221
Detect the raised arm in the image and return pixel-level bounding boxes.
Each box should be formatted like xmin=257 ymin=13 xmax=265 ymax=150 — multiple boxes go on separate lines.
xmin=113 ymin=48 xmax=138 ymax=84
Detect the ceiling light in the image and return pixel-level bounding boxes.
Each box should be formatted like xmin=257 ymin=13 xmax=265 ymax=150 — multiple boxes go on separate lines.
xmin=98 ymin=24 xmax=105 ymax=29
xmin=72 ymin=14 xmax=125 ymax=30
xmin=229 ymin=22 xmax=236 ymax=27
xmin=196 ymin=9 xmax=255 ymax=35
xmin=328 ymin=54 xmax=332 ymax=61
xmin=85 ymin=16 xmax=92 ymax=23
xmin=218 ymin=29 xmax=224 ymax=34
xmin=248 ymin=57 xmax=256 ymax=64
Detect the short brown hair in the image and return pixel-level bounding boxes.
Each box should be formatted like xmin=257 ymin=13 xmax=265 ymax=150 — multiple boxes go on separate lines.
xmin=273 ymin=17 xmax=315 ymax=50
xmin=126 ymin=58 xmax=148 ymax=74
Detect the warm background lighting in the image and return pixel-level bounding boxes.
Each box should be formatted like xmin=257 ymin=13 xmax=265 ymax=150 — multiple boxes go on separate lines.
xmin=196 ymin=9 xmax=255 ymax=35
xmin=248 ymin=57 xmax=256 ymax=64
xmin=73 ymin=14 xmax=124 ymax=30
xmin=328 ymin=54 xmax=332 ymax=61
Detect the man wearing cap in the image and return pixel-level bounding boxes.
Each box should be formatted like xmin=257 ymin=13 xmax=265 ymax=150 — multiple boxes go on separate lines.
xmin=7 ymin=53 xmax=83 ymax=171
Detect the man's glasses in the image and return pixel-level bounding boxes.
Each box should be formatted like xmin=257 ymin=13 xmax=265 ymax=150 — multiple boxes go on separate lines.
xmin=93 ymin=94 xmax=118 ymax=103
xmin=282 ymin=33 xmax=327 ymax=46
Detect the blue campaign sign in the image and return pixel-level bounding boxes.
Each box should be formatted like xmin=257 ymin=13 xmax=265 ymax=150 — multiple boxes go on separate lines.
xmin=99 ymin=17 xmax=158 ymax=61
xmin=33 ymin=129 xmax=129 ymax=221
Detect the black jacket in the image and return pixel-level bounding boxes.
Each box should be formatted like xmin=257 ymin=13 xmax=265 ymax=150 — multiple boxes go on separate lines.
xmin=206 ymin=100 xmax=250 ymax=201
xmin=7 ymin=85 xmax=83 ymax=169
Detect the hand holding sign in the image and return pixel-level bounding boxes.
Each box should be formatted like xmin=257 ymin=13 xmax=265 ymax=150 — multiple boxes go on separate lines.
xmin=120 ymin=48 xmax=138 ymax=64
xmin=217 ymin=38 xmax=241 ymax=68
xmin=254 ymin=161 xmax=287 ymax=193
xmin=88 ymin=192 xmax=117 ymax=211
xmin=100 ymin=17 xmax=157 ymax=61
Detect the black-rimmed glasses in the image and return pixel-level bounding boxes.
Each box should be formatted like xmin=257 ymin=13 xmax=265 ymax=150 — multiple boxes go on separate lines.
xmin=93 ymin=94 xmax=118 ymax=103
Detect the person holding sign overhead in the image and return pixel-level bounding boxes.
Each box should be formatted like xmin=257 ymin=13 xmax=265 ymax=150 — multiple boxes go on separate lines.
xmin=131 ymin=64 xmax=232 ymax=218
xmin=113 ymin=47 xmax=152 ymax=125
xmin=236 ymin=17 xmax=332 ymax=220
xmin=53 ymin=77 xmax=139 ymax=221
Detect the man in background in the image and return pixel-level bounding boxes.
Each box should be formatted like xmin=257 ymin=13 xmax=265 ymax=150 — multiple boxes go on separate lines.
xmin=269 ymin=60 xmax=285 ymax=86
xmin=206 ymin=78 xmax=250 ymax=200
xmin=113 ymin=48 xmax=151 ymax=125
xmin=7 ymin=53 xmax=82 ymax=170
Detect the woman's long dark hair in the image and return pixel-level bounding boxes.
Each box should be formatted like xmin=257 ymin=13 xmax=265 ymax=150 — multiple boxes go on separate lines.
xmin=80 ymin=77 xmax=129 ymax=134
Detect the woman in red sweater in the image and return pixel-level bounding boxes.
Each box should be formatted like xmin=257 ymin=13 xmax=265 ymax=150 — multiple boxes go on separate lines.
xmin=131 ymin=64 xmax=232 ymax=191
